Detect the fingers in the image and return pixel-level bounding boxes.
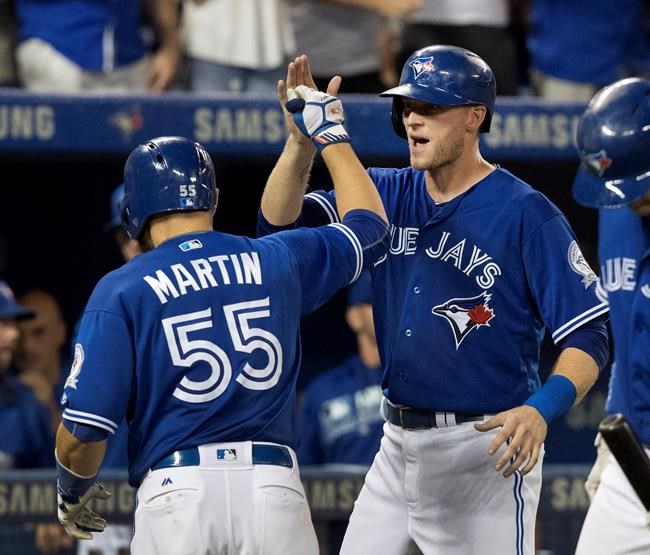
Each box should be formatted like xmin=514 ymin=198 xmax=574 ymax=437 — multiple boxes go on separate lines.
xmin=327 ymin=76 xmax=342 ymax=96
xmin=277 ymin=79 xmax=287 ymax=103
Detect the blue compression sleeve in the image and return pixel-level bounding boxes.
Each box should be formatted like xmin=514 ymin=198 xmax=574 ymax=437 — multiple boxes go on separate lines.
xmin=341 ymin=209 xmax=389 ymax=269
xmin=560 ymin=314 xmax=609 ymax=371
xmin=524 ymin=375 xmax=577 ymax=424
xmin=62 ymin=417 xmax=110 ymax=442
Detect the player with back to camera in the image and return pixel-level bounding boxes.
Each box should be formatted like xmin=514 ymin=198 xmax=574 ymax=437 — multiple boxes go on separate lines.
xmin=53 ymin=74 xmax=389 ymax=554
xmin=257 ymin=49 xmax=610 ymax=554
xmin=572 ymin=77 xmax=650 ymax=555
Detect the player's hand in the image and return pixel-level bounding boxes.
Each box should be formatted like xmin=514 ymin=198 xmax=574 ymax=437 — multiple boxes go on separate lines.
xmin=278 ymin=55 xmax=341 ymax=147
xmin=475 ymin=405 xmax=548 ymax=478
xmin=284 ymin=85 xmax=350 ymax=151
xmin=57 ymin=481 xmax=111 ymax=540
xmin=584 ymin=432 xmax=610 ymax=501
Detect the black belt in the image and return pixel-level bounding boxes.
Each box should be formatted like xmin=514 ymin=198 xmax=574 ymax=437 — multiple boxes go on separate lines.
xmin=383 ymin=402 xmax=485 ymax=430
xmin=151 ymin=443 xmax=293 ymax=471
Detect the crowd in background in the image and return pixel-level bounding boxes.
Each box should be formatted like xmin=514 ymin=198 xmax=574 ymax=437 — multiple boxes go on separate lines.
xmin=1 ymin=0 xmax=650 ymax=99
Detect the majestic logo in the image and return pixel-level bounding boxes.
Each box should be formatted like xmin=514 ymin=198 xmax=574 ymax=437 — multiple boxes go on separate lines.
xmin=161 ymin=477 xmax=173 ymax=486
xmin=217 ymin=448 xmax=237 ymax=461
xmin=432 ymin=291 xmax=495 ymax=349
xmin=109 ymin=106 xmax=144 ymax=142
xmin=583 ymin=149 xmax=612 ymax=177
xmin=409 ymin=56 xmax=436 ymax=79
xmin=64 ymin=343 xmax=85 ymax=390
xmin=568 ymin=241 xmax=598 ymax=289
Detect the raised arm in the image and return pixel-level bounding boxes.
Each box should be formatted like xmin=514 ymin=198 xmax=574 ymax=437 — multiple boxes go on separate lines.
xmin=260 ymin=55 xmax=341 ymax=226
xmin=285 ymin=83 xmax=386 ymax=223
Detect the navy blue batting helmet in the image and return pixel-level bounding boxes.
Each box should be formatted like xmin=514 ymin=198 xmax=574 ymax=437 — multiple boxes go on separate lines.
xmin=380 ymin=45 xmax=497 ymax=138
xmin=572 ymin=77 xmax=650 ymax=208
xmin=121 ymin=137 xmax=217 ymax=239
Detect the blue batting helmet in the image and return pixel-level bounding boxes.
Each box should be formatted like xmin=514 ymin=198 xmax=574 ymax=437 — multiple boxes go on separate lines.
xmin=572 ymin=77 xmax=650 ymax=208
xmin=121 ymin=136 xmax=217 ymax=239
xmin=380 ymin=45 xmax=496 ymax=138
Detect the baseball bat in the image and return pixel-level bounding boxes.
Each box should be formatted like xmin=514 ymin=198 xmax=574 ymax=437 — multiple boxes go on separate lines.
xmin=598 ymin=413 xmax=650 ymax=510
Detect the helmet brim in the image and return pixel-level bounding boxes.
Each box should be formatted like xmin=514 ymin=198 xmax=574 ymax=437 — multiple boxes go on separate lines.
xmin=380 ymin=83 xmax=468 ymax=106
xmin=572 ymin=163 xmax=650 ymax=208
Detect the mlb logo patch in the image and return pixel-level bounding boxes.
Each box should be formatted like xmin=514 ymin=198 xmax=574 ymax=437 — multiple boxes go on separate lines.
xmin=179 ymin=239 xmax=203 ymax=252
xmin=217 ymin=449 xmax=237 ymax=461
xmin=181 ymin=198 xmax=195 ymax=208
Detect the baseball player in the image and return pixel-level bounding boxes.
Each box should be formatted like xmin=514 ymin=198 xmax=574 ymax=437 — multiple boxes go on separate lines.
xmin=54 ymin=86 xmax=389 ymax=554
xmin=297 ymin=270 xmax=384 ymax=466
xmin=258 ymin=49 xmax=610 ymax=554
xmin=572 ymin=77 xmax=650 ymax=555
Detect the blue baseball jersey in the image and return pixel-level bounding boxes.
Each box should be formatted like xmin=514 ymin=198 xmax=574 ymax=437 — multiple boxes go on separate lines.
xmin=277 ymin=167 xmax=608 ymax=413
xmin=297 ymin=356 xmax=384 ymax=466
xmin=61 ymin=224 xmax=381 ymax=486
xmin=15 ymin=0 xmax=146 ymax=72
xmin=0 ymin=376 xmax=54 ymax=469
xmin=597 ymin=209 xmax=650 ymax=444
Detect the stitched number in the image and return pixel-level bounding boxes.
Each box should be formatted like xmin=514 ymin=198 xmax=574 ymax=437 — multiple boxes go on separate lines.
xmin=223 ymin=298 xmax=283 ymax=391
xmin=162 ymin=298 xmax=284 ymax=403
xmin=162 ymin=308 xmax=232 ymax=403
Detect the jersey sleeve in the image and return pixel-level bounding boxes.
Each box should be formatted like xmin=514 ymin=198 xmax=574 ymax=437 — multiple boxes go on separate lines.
xmin=257 ymin=190 xmax=338 ymax=238
xmin=266 ymin=210 xmax=387 ymax=315
xmin=61 ymin=309 xmax=134 ymax=436
xmin=523 ymin=214 xmax=609 ymax=344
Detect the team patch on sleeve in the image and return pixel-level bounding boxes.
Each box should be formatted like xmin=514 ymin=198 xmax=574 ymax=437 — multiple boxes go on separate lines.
xmin=568 ymin=241 xmax=598 ymax=289
xmin=64 ymin=343 xmax=84 ymax=390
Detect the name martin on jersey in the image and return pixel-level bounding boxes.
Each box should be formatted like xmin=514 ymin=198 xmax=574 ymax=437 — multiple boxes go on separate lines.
xmin=144 ymin=251 xmax=263 ymax=304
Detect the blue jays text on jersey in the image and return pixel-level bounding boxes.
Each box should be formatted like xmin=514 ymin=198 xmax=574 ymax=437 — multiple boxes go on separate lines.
xmin=60 ymin=220 xmax=386 ymax=487
xmin=597 ymin=209 xmax=650 ymax=444
xmin=273 ymin=167 xmax=608 ymax=414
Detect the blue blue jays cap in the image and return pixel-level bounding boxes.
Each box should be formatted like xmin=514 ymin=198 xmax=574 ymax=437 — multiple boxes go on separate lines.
xmin=347 ymin=270 xmax=372 ymax=307
xmin=0 ymin=281 xmax=35 ymax=320
xmin=103 ymin=183 xmax=125 ymax=231
xmin=573 ymin=78 xmax=650 ymax=208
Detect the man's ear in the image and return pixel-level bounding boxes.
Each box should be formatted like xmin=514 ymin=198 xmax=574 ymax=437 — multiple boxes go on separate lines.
xmin=467 ymin=106 xmax=487 ymax=132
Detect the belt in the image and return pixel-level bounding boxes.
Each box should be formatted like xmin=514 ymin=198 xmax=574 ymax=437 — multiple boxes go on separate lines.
xmin=382 ymin=400 xmax=485 ymax=430
xmin=151 ymin=443 xmax=294 ymax=471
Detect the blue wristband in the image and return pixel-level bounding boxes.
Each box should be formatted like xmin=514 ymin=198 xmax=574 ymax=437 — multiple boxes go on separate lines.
xmin=56 ymin=454 xmax=97 ymax=504
xmin=523 ymin=375 xmax=577 ymax=424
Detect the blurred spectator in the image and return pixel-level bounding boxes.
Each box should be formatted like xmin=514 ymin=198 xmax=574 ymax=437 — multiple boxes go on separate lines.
xmin=16 ymin=289 xmax=69 ymax=434
xmin=396 ymin=0 xmax=521 ymax=96
xmin=291 ymin=0 xmax=421 ymax=93
xmin=527 ymin=0 xmax=650 ymax=101
xmin=0 ymin=0 xmax=17 ymax=86
xmin=182 ymin=0 xmax=296 ymax=93
xmin=0 ymin=280 xmax=53 ymax=469
xmin=297 ymin=271 xmax=384 ymax=466
xmin=13 ymin=0 xmax=181 ymax=92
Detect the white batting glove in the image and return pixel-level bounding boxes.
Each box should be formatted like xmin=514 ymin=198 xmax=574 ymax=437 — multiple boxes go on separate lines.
xmin=57 ymin=482 xmax=111 ymax=540
xmin=285 ymin=85 xmax=351 ymax=151
xmin=584 ymin=432 xmax=611 ymax=501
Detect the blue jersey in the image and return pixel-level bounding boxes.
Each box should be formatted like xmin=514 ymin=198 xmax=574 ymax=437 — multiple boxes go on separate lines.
xmin=61 ymin=223 xmax=381 ymax=486
xmin=597 ymin=209 xmax=650 ymax=444
xmin=15 ymin=0 xmax=146 ymax=71
xmin=297 ymin=356 xmax=384 ymax=466
xmin=0 ymin=375 xmax=54 ymax=469
xmin=275 ymin=167 xmax=608 ymax=413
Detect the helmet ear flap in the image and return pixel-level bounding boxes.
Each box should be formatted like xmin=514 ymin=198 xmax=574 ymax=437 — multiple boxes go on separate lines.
xmin=391 ymin=97 xmax=407 ymax=139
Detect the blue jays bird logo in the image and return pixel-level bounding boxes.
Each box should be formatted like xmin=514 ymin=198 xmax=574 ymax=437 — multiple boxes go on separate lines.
xmin=583 ymin=149 xmax=612 ymax=177
xmin=409 ymin=56 xmax=436 ymax=79
xmin=432 ymin=292 xmax=495 ymax=349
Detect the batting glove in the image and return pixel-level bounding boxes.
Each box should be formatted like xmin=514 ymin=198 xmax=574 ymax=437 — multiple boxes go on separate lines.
xmin=584 ymin=432 xmax=611 ymax=502
xmin=57 ymin=481 xmax=111 ymax=540
xmin=285 ymin=85 xmax=351 ymax=152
